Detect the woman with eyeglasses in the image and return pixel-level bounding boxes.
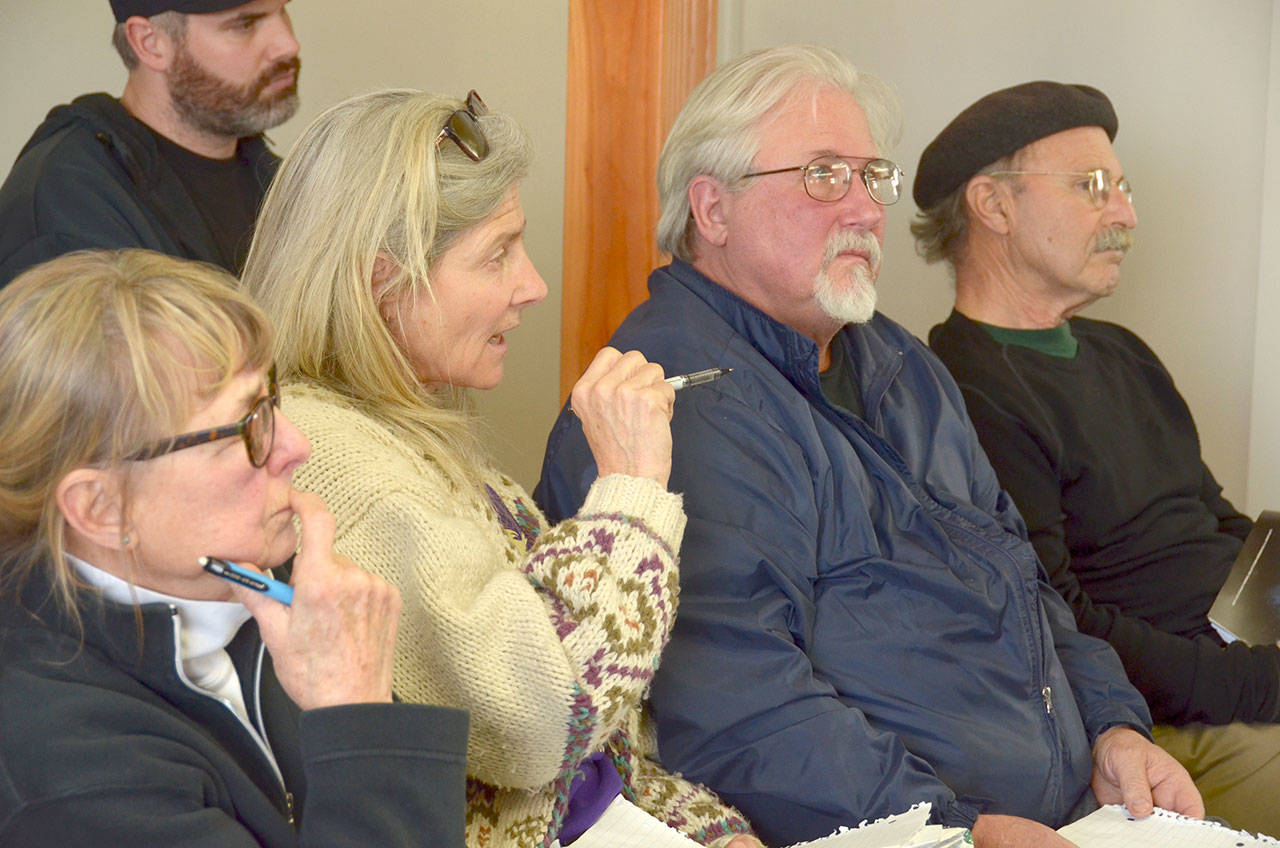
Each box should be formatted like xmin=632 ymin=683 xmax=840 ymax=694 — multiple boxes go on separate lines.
xmin=0 ymin=250 xmax=467 ymax=847
xmin=242 ymin=90 xmax=761 ymax=848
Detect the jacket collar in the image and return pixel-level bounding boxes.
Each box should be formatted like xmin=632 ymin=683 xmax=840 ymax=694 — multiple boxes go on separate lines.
xmin=656 ymin=258 xmax=905 ymax=423
xmin=10 ymin=561 xmax=182 ymax=669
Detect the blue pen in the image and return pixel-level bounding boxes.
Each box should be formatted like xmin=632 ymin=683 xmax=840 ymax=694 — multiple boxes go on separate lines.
xmin=200 ymin=555 xmax=294 ymax=606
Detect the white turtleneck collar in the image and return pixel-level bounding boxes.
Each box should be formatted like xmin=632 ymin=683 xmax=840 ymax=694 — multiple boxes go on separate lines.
xmin=67 ymin=554 xmax=255 ymax=725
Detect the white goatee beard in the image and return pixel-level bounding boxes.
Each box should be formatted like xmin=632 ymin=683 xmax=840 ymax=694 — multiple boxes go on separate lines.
xmin=814 ymin=230 xmax=881 ymax=325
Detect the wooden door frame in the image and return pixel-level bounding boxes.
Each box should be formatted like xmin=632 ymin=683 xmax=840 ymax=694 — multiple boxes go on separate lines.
xmin=560 ymin=0 xmax=717 ymax=398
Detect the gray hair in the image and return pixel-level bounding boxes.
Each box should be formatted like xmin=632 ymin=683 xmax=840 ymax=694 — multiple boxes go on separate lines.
xmin=910 ymin=152 xmax=1020 ymax=267
xmin=111 ymin=11 xmax=186 ymax=71
xmin=243 ymin=89 xmax=532 ymax=490
xmin=656 ymin=43 xmax=902 ymax=261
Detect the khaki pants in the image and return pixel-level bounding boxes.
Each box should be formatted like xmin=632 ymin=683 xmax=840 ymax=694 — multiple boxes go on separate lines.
xmin=1151 ymin=722 xmax=1280 ymax=838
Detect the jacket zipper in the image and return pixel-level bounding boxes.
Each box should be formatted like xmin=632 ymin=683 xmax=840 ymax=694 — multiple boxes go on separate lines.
xmin=165 ymin=607 xmax=293 ymax=823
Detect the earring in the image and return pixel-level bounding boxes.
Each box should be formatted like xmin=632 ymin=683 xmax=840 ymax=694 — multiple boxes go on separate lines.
xmin=122 ymin=535 xmax=131 ymax=546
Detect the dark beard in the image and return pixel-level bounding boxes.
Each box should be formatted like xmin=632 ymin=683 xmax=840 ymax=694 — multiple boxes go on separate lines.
xmin=168 ymin=48 xmax=301 ymax=140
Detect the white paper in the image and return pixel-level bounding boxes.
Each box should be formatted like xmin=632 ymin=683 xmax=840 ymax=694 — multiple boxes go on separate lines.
xmin=554 ymin=794 xmax=702 ymax=848
xmin=1058 ymin=804 xmax=1280 ymax=847
xmin=783 ymin=803 xmax=968 ymax=848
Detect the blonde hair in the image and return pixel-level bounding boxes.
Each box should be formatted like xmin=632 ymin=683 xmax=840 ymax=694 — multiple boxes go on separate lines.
xmin=243 ymin=88 xmax=532 ymax=491
xmin=657 ymin=44 xmax=902 ymax=261
xmin=0 ymin=250 xmax=272 ymax=616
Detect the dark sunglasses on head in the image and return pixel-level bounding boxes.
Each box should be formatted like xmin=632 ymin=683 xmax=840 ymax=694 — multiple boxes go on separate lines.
xmin=126 ymin=366 xmax=279 ymax=469
xmin=435 ymin=90 xmax=489 ymax=162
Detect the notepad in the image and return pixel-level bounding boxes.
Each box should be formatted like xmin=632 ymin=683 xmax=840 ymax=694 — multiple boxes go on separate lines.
xmin=559 ymin=799 xmax=967 ymax=848
xmin=554 ymin=794 xmax=702 ymax=848
xmin=1058 ymin=804 xmax=1280 ymax=847
xmin=782 ymin=803 xmax=967 ymax=848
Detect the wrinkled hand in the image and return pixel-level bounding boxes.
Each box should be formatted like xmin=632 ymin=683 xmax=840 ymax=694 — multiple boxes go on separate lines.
xmin=971 ymin=814 xmax=1078 ymax=847
xmin=228 ymin=489 xmax=401 ymax=710
xmin=571 ymin=346 xmax=675 ymax=486
xmin=1091 ymin=726 xmax=1203 ymax=818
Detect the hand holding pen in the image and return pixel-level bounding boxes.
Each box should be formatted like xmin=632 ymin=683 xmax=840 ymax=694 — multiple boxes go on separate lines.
xmin=215 ymin=490 xmax=401 ymax=710
xmin=569 ymin=348 xmax=730 ymax=488
xmin=568 ymin=366 xmax=731 ymax=412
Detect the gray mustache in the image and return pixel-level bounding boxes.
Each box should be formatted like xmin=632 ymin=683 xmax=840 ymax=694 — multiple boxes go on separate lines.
xmin=823 ymin=230 xmax=882 ymax=271
xmin=1095 ymin=229 xmax=1133 ymax=253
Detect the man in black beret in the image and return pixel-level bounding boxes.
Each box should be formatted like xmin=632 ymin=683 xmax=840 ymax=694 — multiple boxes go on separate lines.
xmin=917 ymin=81 xmax=1280 ymax=837
xmin=0 ymin=0 xmax=301 ymax=285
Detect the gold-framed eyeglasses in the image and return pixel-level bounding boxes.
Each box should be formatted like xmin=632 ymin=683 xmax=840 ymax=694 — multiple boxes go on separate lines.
xmin=436 ymin=89 xmax=489 ymax=161
xmin=741 ymin=155 xmax=904 ymax=205
xmin=127 ymin=366 xmax=279 ymax=469
xmin=987 ymin=168 xmax=1133 ymax=209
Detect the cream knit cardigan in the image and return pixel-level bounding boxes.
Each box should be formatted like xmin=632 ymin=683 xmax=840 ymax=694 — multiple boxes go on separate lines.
xmin=285 ymin=384 xmax=753 ymax=848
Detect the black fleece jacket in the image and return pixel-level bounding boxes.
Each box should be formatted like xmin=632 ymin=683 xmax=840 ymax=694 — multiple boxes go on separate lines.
xmin=0 ymin=568 xmax=468 ymax=846
xmin=0 ymin=93 xmax=277 ymax=285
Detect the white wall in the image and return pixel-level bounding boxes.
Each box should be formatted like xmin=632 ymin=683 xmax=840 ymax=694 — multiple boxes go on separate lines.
xmin=1248 ymin=0 xmax=1280 ymax=513
xmin=721 ymin=0 xmax=1273 ymax=512
xmin=0 ymin=0 xmax=568 ymax=491
xmin=5 ymin=1 xmax=1277 ymax=507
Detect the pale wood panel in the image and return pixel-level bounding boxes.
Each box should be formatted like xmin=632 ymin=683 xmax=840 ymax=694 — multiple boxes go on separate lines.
xmin=560 ymin=0 xmax=717 ymax=399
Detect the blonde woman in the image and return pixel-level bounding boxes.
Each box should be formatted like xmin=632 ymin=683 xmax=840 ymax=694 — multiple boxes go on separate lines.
xmin=243 ymin=90 xmax=760 ymax=848
xmin=0 ymin=250 xmax=467 ymax=847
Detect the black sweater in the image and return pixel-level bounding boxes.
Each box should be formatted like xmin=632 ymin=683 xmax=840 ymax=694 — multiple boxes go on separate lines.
xmin=930 ymin=310 xmax=1279 ymax=725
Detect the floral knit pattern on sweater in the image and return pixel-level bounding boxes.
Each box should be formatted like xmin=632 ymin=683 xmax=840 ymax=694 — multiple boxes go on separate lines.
xmin=283 ymin=384 xmax=753 ymax=848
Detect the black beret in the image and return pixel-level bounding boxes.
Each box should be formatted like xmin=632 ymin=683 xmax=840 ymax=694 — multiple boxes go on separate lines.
xmin=110 ymin=0 xmax=253 ymax=22
xmin=912 ymin=81 xmax=1117 ymax=210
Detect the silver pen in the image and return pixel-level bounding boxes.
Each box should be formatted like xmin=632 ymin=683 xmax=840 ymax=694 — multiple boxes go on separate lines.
xmin=665 ymin=367 xmax=732 ymax=391
xmin=568 ymin=366 xmax=731 ymax=414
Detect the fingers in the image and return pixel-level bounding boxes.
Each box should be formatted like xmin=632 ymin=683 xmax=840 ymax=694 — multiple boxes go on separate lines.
xmin=1154 ymin=774 xmax=1204 ymax=819
xmin=231 ymin=490 xmax=401 ymax=709
xmin=289 ymin=489 xmax=334 ymax=559
xmin=1092 ymin=728 xmax=1154 ymax=817
xmin=287 ymin=489 xmax=337 ymax=581
xmin=571 ymin=348 xmax=676 ymax=484
xmin=1113 ymin=756 xmax=1154 ymax=817
xmin=1148 ymin=750 xmax=1205 ymax=818
xmin=226 ymin=566 xmax=289 ymax=635
xmin=571 ymin=347 xmax=673 ymax=419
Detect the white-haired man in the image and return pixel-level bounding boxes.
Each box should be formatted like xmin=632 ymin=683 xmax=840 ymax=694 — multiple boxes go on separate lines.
xmin=919 ymin=81 xmax=1280 ymax=837
xmin=538 ymin=45 xmax=1201 ymax=847
xmin=0 ymin=0 xmax=300 ymax=284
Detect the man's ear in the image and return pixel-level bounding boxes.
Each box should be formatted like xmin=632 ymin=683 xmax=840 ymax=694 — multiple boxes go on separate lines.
xmin=123 ymin=15 xmax=176 ymax=73
xmin=688 ymin=175 xmax=731 ymax=248
xmin=56 ymin=468 xmax=129 ymax=551
xmin=965 ymin=175 xmax=1012 ymax=236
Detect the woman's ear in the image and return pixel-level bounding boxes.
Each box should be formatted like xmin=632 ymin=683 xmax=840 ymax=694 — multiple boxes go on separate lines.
xmin=371 ymin=253 xmax=405 ymax=325
xmin=56 ymin=468 xmax=129 ymax=551
xmin=371 ymin=253 xmax=400 ymax=301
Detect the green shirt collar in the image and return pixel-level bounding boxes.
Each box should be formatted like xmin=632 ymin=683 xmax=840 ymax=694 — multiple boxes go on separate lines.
xmin=974 ymin=318 xmax=1078 ymax=359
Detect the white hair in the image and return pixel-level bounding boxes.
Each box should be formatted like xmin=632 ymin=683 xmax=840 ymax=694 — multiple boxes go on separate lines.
xmin=656 ymin=44 xmax=902 ymax=261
